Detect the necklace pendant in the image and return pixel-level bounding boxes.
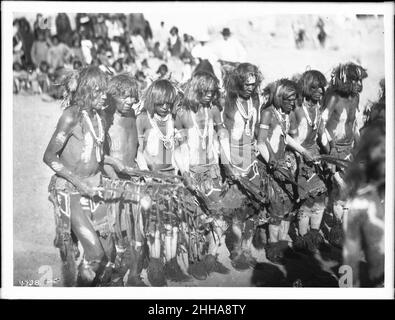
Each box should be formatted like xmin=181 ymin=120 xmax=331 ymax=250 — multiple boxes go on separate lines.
xmin=163 ymin=140 xmax=172 ymax=150
xmin=201 ymin=139 xmax=207 ymax=150
xmin=245 ymin=122 xmax=251 ymax=136
xmin=96 ymin=143 xmax=103 ymax=162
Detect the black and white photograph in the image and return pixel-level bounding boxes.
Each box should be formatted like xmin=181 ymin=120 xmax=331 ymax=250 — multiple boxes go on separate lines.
xmin=1 ymin=1 xmax=394 ymax=300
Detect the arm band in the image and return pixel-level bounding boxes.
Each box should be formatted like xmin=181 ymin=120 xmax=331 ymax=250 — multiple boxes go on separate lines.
xmin=259 ymin=124 xmax=270 ymax=129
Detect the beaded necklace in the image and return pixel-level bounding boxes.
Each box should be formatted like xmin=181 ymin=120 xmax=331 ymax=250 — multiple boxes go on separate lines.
xmin=82 ymin=110 xmax=104 ymax=162
xmin=148 ymin=113 xmax=174 ymax=150
xmin=235 ymin=97 xmax=256 ymax=136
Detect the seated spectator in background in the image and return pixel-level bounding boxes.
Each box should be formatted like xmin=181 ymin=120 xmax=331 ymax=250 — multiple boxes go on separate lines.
xmin=37 ymin=61 xmax=51 ymax=93
xmin=13 ymin=62 xmax=28 ymax=94
xmin=31 ymin=31 xmax=50 ymax=67
xmin=182 ymin=33 xmax=195 ymax=57
xmin=156 ymin=64 xmax=169 ymax=79
xmin=80 ymin=32 xmax=93 ymax=65
xmin=94 ymin=14 xmax=108 ymax=39
xmin=139 ymin=58 xmax=155 ymax=79
xmin=118 ymin=43 xmax=130 ymax=62
xmin=33 ymin=13 xmax=43 ymax=39
xmin=73 ymin=60 xmax=83 ymax=70
xmin=111 ymin=37 xmax=122 ymax=61
xmin=106 ymin=14 xmax=124 ymax=40
xmin=97 ymin=46 xmax=111 ymax=67
xmin=144 ymin=20 xmax=153 ymax=44
xmin=26 ymin=64 xmax=41 ymax=94
xmin=13 ymin=20 xmax=24 ymax=64
xmin=56 ymin=13 xmax=73 ymax=47
xmin=180 ymin=54 xmax=194 ymax=83
xmin=156 ymin=21 xmax=168 ymax=52
xmin=216 ymin=27 xmax=246 ymax=63
xmin=106 ymin=15 xmax=124 ymax=58
xmin=130 ymin=29 xmax=149 ymax=61
xmin=112 ymin=59 xmax=124 ymax=75
xmin=46 ymin=35 xmax=73 ymax=73
xmin=135 ymin=70 xmax=148 ymax=93
xmin=123 ymin=55 xmax=138 ymax=74
xmin=168 ymin=26 xmax=182 ymax=58
xmin=92 ymin=36 xmax=105 ymax=54
xmin=153 ymin=41 xmax=164 ymax=60
xmin=71 ymin=38 xmax=85 ymax=65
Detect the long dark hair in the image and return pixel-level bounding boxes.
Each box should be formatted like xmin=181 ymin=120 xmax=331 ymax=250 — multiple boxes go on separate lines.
xmin=181 ymin=71 xmax=220 ymax=113
xmin=263 ymin=79 xmax=298 ymax=110
xmin=224 ymin=63 xmax=263 ymax=111
xmin=71 ymin=66 xmax=108 ymax=113
xmin=329 ymin=62 xmax=367 ymax=96
xmin=143 ymin=79 xmax=178 ymax=117
xmin=298 ymin=70 xmax=327 ymax=99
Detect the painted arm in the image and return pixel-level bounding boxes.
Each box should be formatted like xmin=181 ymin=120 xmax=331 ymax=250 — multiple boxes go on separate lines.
xmin=173 ymin=109 xmax=190 ymax=175
xmin=256 ymin=109 xmax=276 ymax=163
xmin=43 ymin=109 xmax=97 ymax=197
xmin=213 ymin=106 xmax=231 ymax=165
xmin=135 ymin=115 xmax=149 ymax=170
xmin=129 ymin=110 xmax=139 ymax=164
xmin=322 ymin=93 xmax=337 ymax=141
xmin=318 ymin=117 xmax=331 ymax=154
xmin=285 ymin=135 xmax=314 ymax=162
xmin=288 ymin=111 xmax=298 ymax=137
xmin=103 ymin=157 xmax=122 ymax=179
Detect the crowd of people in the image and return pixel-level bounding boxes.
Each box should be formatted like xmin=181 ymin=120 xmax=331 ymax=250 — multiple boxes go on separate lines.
xmin=13 ymin=13 xmax=246 ymax=100
xmin=35 ymin=13 xmax=385 ymax=288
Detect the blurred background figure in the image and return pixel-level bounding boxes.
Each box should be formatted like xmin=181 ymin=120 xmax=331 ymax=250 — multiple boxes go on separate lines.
xmin=156 ymin=63 xmax=169 ymax=79
xmin=130 ymin=29 xmax=149 ymax=62
xmin=94 ymin=14 xmax=108 ymax=39
xmin=292 ymin=20 xmax=306 ymax=49
xmin=80 ymin=31 xmax=93 ymax=65
xmin=216 ymin=27 xmax=247 ymax=63
xmin=46 ymin=35 xmax=73 ymax=73
xmin=343 ymin=118 xmax=385 ymax=287
xmin=168 ymin=26 xmax=182 ymax=58
xmin=30 ymin=30 xmax=50 ymax=67
xmin=316 ymin=17 xmax=327 ymax=49
xmin=55 ymin=13 xmax=73 ymax=47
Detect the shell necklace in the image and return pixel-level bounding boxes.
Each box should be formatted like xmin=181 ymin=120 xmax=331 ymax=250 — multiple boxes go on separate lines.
xmin=236 ymin=97 xmax=255 ymax=137
xmin=302 ymin=99 xmax=320 ymax=131
xmin=82 ymin=110 xmax=105 ymax=162
xmin=148 ymin=113 xmax=174 ymax=150
xmin=272 ymin=107 xmax=290 ymax=136
xmin=191 ymin=107 xmax=209 ymax=150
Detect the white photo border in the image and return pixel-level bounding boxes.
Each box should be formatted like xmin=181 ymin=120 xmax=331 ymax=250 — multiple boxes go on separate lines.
xmin=1 ymin=1 xmax=394 ymax=300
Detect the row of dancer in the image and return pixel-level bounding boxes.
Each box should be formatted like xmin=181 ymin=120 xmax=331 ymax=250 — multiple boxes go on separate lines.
xmin=43 ymin=59 xmax=372 ymax=286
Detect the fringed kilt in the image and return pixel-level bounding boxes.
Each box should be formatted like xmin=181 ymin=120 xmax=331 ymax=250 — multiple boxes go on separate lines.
xmin=330 ymin=141 xmax=353 ymax=178
xmin=48 ymin=174 xmax=112 ymax=258
xmin=257 ymin=158 xmax=297 ymax=225
xmin=297 ymin=144 xmax=327 ymax=206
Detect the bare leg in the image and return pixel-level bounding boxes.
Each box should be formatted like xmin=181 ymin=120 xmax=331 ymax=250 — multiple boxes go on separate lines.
xmin=298 ymin=207 xmax=310 ymax=236
xmin=333 ymin=200 xmax=345 ymax=222
xmin=70 ymin=195 xmax=106 ymax=286
xmin=278 ymin=220 xmax=290 ymax=241
xmin=269 ymin=224 xmax=280 ymax=243
xmin=311 ymin=203 xmax=325 ymax=230
xmin=171 ymin=226 xmax=178 ymax=258
xmin=164 ymin=224 xmax=172 ymax=261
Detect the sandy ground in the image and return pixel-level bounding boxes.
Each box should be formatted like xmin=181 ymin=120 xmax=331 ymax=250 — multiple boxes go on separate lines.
xmin=12 ymin=16 xmax=385 ymax=287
